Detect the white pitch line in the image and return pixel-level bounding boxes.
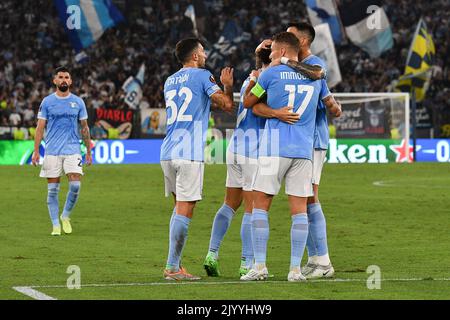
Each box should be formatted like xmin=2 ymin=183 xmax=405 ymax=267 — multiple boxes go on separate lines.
xmin=13 ymin=286 xmax=57 ymax=300
xmin=17 ymin=277 xmax=450 ymax=290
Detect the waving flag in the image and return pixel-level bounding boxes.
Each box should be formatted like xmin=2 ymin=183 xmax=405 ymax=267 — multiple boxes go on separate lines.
xmin=54 ymin=0 xmax=124 ymax=52
xmin=184 ymin=4 xmax=198 ymax=37
xmin=310 ymin=23 xmax=342 ymax=88
xmin=305 ymin=0 xmax=343 ymax=44
xmin=395 ymin=18 xmax=435 ymax=102
xmin=339 ymin=0 xmax=393 ymax=58
xmin=122 ymin=63 xmax=145 ymax=109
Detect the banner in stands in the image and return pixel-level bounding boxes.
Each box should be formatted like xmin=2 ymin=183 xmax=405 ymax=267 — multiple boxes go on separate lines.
xmin=414 ymin=103 xmax=432 ymax=128
xmin=333 ymin=103 xmax=390 ymax=138
xmin=2 ymin=139 xmax=450 ymax=165
xmin=93 ymin=108 xmax=134 ymax=139
xmin=140 ymin=108 xmax=167 ymax=137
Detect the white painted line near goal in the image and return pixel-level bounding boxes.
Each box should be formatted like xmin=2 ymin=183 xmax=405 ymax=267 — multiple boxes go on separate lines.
xmin=12 ymin=286 xmax=57 ymax=300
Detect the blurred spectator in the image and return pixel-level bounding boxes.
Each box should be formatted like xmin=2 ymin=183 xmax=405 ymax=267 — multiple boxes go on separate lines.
xmin=91 ymin=120 xmax=108 ymax=140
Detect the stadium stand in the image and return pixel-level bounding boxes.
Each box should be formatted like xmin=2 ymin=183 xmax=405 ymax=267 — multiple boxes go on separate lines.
xmin=0 ymin=0 xmax=448 ymax=139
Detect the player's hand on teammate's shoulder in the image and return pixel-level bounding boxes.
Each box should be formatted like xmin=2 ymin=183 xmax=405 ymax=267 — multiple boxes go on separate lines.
xmin=250 ymin=69 xmax=260 ymax=81
xmin=275 ymin=106 xmax=300 ymax=124
xmin=32 ymin=152 xmax=40 ymax=166
xmin=220 ymin=67 xmax=234 ymax=87
xmin=255 ymin=39 xmax=272 ymax=53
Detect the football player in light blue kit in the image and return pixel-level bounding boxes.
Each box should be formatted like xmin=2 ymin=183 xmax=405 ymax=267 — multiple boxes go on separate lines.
xmin=287 ymin=22 xmax=342 ymax=279
xmin=241 ymin=32 xmax=332 ymax=281
xmin=160 ymin=38 xmax=234 ymax=281
xmin=32 ymin=66 xmax=92 ymax=236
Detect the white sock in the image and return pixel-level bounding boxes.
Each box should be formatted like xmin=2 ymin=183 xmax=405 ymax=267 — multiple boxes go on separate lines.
xmin=316 ymin=254 xmax=331 ymax=266
xmin=308 ymin=255 xmax=318 ymax=264
xmin=255 ymin=263 xmax=266 ymax=271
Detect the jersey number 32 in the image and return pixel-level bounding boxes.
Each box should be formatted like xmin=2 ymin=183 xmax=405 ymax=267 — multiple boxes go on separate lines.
xmin=165 ymin=88 xmax=193 ymax=125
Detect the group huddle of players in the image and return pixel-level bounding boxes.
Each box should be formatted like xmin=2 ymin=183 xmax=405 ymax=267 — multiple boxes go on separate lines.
xmin=161 ymin=22 xmax=342 ymax=282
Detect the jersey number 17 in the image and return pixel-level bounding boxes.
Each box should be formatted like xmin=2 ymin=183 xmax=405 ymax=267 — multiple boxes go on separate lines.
xmin=284 ymin=84 xmax=314 ymax=117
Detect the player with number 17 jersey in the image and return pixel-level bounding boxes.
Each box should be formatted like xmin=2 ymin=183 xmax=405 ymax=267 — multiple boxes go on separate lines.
xmin=255 ymin=64 xmax=330 ymax=160
xmin=160 ymin=68 xmax=220 ymax=162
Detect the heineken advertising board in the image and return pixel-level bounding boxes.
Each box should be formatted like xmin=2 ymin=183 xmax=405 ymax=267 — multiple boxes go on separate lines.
xmin=1 ymin=139 xmax=450 ymax=165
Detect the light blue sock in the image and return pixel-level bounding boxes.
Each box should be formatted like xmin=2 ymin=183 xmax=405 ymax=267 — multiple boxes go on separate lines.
xmin=290 ymin=213 xmax=309 ymax=268
xmin=307 ymin=203 xmax=328 ymax=256
xmin=240 ymin=213 xmax=253 ymax=267
xmin=306 ymin=217 xmax=318 ymax=258
xmin=47 ymin=183 xmax=60 ymax=226
xmin=61 ymin=181 xmax=81 ymax=219
xmin=169 ymin=207 xmax=176 ymax=231
xmin=166 ymin=214 xmax=191 ymax=271
xmin=252 ymin=208 xmax=269 ymax=265
xmin=208 ymin=204 xmax=235 ymax=255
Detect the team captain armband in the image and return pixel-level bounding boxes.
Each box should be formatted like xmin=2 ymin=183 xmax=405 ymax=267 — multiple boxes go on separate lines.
xmin=251 ymin=83 xmax=265 ymax=98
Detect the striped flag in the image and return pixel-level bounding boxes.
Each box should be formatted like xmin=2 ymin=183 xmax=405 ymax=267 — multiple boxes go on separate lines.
xmin=310 ymin=23 xmax=342 ymax=88
xmin=184 ymin=4 xmax=198 ymax=37
xmin=54 ymin=0 xmax=124 ymax=52
xmin=304 ymin=0 xmax=344 ymax=44
xmin=122 ymin=63 xmax=145 ymax=109
xmin=339 ymin=0 xmax=393 ymax=58
xmin=395 ymin=18 xmax=435 ymax=102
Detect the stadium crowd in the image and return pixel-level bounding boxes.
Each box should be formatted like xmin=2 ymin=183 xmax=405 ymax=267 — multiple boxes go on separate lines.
xmin=0 ymin=0 xmax=449 ymax=139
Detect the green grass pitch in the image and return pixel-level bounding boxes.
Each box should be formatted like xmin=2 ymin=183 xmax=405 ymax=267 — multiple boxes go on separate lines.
xmin=0 ymin=163 xmax=449 ymax=300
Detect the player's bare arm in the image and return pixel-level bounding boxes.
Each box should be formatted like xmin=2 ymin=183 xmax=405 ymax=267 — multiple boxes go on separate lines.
xmin=80 ymin=119 xmax=92 ymax=165
xmin=211 ymin=67 xmax=234 ymax=113
xmin=32 ymin=119 xmax=46 ymax=166
xmin=252 ymin=103 xmax=300 ymax=124
xmin=322 ymin=95 xmax=342 ymax=117
xmin=270 ymin=58 xmax=325 ymax=80
xmin=243 ymin=70 xmax=261 ymax=108
xmin=221 ymin=67 xmax=234 ymax=104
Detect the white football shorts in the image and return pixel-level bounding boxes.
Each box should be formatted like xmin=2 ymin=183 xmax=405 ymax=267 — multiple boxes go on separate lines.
xmin=39 ymin=154 xmax=83 ymax=178
xmin=312 ymin=149 xmax=327 ymax=185
xmin=225 ymin=151 xmax=258 ymax=192
xmin=160 ymin=159 xmax=204 ymax=202
xmin=252 ymin=156 xmax=313 ymax=197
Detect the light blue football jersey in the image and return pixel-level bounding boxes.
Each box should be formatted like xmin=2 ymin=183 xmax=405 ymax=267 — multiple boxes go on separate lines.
xmin=37 ymin=93 xmax=88 ymax=156
xmin=227 ymin=77 xmax=266 ymax=159
xmin=251 ymin=64 xmax=329 ymax=160
xmin=302 ymin=55 xmax=331 ymax=150
xmin=160 ymin=67 xmax=220 ymax=161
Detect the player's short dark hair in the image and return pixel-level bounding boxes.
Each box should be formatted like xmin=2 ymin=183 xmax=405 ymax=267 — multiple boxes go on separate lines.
xmin=256 ymin=48 xmax=271 ymax=66
xmin=175 ymin=38 xmax=203 ymax=64
xmin=272 ymin=32 xmax=300 ymax=53
xmin=287 ymin=22 xmax=315 ymax=44
xmin=54 ymin=66 xmax=70 ymax=76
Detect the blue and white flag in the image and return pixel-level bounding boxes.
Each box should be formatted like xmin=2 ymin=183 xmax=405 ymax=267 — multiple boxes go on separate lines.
xmin=54 ymin=0 xmax=124 ymax=52
xmin=122 ymin=63 xmax=145 ymax=110
xmin=310 ymin=23 xmax=342 ymax=88
xmin=184 ymin=4 xmax=198 ymax=37
xmin=305 ymin=0 xmax=343 ymax=44
xmin=339 ymin=0 xmax=393 ymax=58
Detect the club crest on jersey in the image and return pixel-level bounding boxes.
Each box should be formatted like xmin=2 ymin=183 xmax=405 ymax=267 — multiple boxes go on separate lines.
xmin=69 ymin=102 xmax=77 ymax=108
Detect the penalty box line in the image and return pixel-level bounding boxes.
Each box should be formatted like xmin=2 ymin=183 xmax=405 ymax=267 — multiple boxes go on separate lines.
xmin=13 ymin=277 xmax=450 ymax=299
